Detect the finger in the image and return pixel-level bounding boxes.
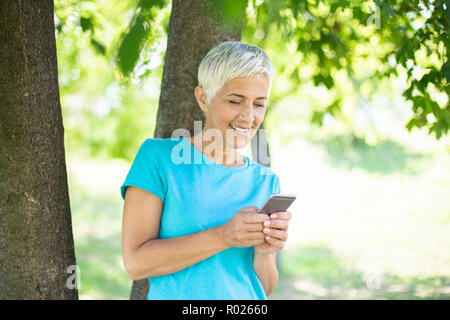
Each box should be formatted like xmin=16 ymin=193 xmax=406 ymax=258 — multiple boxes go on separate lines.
xmin=264 ymin=219 xmax=289 ymax=231
xmin=264 ymin=235 xmax=285 ymax=250
xmin=263 ymin=227 xmax=288 ymax=241
xmin=243 ymin=212 xmax=269 ymax=224
xmin=244 ymin=231 xmax=266 ymax=241
xmin=240 ymin=206 xmax=259 ymax=213
xmin=270 ymin=210 xmax=292 ymax=220
xmin=243 ymin=222 xmax=264 ymax=232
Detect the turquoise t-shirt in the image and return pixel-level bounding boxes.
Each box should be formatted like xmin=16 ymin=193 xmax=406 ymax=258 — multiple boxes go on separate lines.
xmin=120 ymin=136 xmax=281 ymax=300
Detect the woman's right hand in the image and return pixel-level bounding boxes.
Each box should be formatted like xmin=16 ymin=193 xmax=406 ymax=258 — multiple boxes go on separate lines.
xmin=218 ymin=206 xmax=269 ymax=248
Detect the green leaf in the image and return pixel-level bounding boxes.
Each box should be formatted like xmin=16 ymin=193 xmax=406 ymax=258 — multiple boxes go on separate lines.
xmin=90 ymin=38 xmax=106 ymax=55
xmin=330 ymin=0 xmax=347 ymax=13
xmin=80 ymin=16 xmax=94 ymax=32
xmin=313 ymin=74 xmax=334 ymax=89
xmin=139 ymin=0 xmax=166 ymax=9
xmin=311 ymin=111 xmax=324 ymax=126
xmin=213 ymin=0 xmax=247 ymax=23
xmin=412 ymin=96 xmax=425 ymax=113
xmin=323 ymin=75 xmax=334 ymax=89
xmin=116 ymin=0 xmax=167 ymax=77
xmin=403 ymin=84 xmax=414 ymax=100
xmin=326 ymin=98 xmax=341 ymax=115
xmin=117 ymin=16 xmax=148 ymax=77
xmin=443 ymin=61 xmax=450 ymax=83
xmin=406 ymin=118 xmax=417 ymax=132
xmin=382 ymin=2 xmax=396 ymax=17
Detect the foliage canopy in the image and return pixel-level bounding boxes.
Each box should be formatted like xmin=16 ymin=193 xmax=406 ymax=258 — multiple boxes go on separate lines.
xmin=54 ymin=0 xmax=448 ymax=160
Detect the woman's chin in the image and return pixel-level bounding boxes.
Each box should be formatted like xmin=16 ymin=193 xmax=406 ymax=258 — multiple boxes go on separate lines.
xmin=226 ymin=138 xmax=250 ymax=150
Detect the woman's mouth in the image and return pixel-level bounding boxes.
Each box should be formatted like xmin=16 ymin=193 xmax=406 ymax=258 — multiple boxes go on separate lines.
xmin=229 ymin=124 xmax=252 ymax=136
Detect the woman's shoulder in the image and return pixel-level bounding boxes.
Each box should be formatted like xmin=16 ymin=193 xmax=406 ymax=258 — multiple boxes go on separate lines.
xmin=247 ymin=158 xmax=279 ymax=179
xmin=137 ymin=137 xmax=182 ymax=160
xmin=142 ymin=137 xmax=183 ymax=148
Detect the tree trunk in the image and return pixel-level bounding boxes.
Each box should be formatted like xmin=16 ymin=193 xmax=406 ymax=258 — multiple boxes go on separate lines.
xmin=130 ymin=0 xmax=245 ymax=300
xmin=0 ymin=0 xmax=78 ymax=299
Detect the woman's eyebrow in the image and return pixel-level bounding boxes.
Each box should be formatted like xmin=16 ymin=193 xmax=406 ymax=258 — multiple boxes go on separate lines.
xmin=227 ymin=93 xmax=267 ymax=100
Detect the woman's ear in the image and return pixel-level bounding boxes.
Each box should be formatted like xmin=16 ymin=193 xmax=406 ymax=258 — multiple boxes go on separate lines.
xmin=194 ymin=86 xmax=208 ymax=114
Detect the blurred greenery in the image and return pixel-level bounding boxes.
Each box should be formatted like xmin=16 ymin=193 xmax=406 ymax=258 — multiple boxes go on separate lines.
xmin=55 ymin=0 xmax=169 ymax=160
xmin=273 ymin=245 xmax=449 ymax=299
xmin=55 ymin=0 xmax=449 ymax=299
xmin=246 ymin=0 xmax=449 ymax=139
xmin=55 ymin=0 xmax=448 ymax=163
xmin=307 ymin=133 xmax=428 ymax=175
xmin=125 ymin=0 xmax=448 ymax=138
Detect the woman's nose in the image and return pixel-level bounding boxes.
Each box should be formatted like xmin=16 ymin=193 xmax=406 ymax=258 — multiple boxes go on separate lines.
xmin=239 ymin=103 xmax=255 ymax=122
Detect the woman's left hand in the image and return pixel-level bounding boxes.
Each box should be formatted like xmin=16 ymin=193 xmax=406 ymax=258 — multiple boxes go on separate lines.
xmin=254 ymin=210 xmax=291 ymax=255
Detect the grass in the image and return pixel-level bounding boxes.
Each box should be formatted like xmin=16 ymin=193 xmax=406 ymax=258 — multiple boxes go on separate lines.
xmin=66 ymin=124 xmax=450 ymax=300
xmin=67 ymin=157 xmax=131 ymax=299
xmin=272 ymin=245 xmax=449 ymax=299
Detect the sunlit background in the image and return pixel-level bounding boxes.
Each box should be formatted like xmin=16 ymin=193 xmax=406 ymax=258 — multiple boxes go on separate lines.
xmin=56 ymin=0 xmax=449 ymax=299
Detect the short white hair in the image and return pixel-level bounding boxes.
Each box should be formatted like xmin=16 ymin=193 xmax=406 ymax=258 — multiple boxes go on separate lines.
xmin=198 ymin=41 xmax=275 ymax=104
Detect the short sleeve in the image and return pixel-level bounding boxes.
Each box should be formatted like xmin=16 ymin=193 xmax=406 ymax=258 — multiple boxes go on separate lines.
xmin=120 ymin=139 xmax=166 ymax=202
xmin=272 ymin=174 xmax=281 ymax=194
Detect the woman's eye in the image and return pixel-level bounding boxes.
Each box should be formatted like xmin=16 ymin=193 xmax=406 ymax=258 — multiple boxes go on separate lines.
xmin=228 ymin=100 xmax=264 ymax=108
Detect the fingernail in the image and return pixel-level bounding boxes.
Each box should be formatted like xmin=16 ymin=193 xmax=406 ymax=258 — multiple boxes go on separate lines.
xmin=264 ymin=220 xmax=270 ymax=226
xmin=271 ymin=213 xmax=277 ymax=219
xmin=264 ymin=228 xmax=270 ymax=233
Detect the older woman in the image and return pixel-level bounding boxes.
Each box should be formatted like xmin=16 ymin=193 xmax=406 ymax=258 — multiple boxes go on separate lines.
xmin=120 ymin=41 xmax=291 ymax=300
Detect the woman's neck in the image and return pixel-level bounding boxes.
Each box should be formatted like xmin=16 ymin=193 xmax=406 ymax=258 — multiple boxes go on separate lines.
xmin=188 ymin=131 xmax=245 ymax=166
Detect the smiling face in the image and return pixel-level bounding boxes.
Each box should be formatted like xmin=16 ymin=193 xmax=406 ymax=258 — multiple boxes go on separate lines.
xmin=195 ymin=73 xmax=270 ymax=150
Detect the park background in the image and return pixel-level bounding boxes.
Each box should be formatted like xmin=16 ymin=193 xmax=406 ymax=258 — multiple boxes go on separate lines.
xmin=52 ymin=0 xmax=449 ymax=299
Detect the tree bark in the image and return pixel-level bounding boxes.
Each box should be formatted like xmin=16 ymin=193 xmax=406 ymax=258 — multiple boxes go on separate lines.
xmin=130 ymin=0 xmax=245 ymax=300
xmin=0 ymin=0 xmax=78 ymax=299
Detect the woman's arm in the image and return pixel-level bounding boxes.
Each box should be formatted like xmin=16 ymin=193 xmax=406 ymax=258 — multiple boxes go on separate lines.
xmin=253 ymin=252 xmax=278 ymax=296
xmin=128 ymin=226 xmax=228 ymax=280
xmin=122 ymin=186 xmax=225 ymax=279
xmin=122 ymin=187 xmax=268 ymax=280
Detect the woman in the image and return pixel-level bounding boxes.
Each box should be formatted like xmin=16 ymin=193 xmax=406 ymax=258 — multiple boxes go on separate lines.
xmin=120 ymin=42 xmax=291 ymax=300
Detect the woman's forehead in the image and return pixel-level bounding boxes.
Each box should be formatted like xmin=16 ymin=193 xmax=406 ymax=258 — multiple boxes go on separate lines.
xmin=221 ymin=75 xmax=270 ymax=96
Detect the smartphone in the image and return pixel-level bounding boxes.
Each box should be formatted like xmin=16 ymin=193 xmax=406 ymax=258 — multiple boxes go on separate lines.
xmin=258 ymin=193 xmax=297 ymax=215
